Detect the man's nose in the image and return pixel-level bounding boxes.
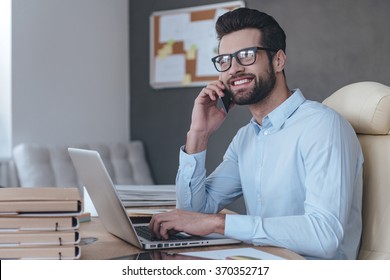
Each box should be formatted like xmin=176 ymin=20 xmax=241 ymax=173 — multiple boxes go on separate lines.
xmin=228 ymin=57 xmax=244 ymax=75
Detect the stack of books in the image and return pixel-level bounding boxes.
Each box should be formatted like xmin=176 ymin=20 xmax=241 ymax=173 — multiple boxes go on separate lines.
xmin=0 ymin=187 xmax=82 ymax=260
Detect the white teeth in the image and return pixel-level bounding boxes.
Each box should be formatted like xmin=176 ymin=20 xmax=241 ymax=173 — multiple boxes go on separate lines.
xmin=233 ymin=79 xmax=251 ymax=86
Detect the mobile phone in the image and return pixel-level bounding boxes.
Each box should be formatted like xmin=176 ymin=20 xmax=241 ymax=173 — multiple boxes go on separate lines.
xmin=219 ymin=90 xmax=233 ymax=113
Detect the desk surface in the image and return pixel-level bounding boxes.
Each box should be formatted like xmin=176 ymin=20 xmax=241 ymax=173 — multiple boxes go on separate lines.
xmin=79 ymin=218 xmax=305 ymax=260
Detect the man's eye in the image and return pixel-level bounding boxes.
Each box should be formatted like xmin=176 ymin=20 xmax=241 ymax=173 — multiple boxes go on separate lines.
xmin=239 ymin=50 xmax=255 ymax=59
xmin=218 ymin=56 xmax=230 ymax=65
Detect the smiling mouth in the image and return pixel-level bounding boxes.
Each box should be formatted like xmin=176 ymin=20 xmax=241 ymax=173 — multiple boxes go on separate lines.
xmin=232 ymin=78 xmax=252 ymax=86
xmin=230 ymin=76 xmax=255 ymax=88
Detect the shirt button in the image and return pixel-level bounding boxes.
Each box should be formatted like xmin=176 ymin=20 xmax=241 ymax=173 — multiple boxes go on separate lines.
xmin=263 ymin=130 xmax=269 ymax=135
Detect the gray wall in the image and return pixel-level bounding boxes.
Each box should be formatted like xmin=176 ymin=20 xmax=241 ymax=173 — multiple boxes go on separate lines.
xmin=130 ymin=0 xmax=390 ymax=184
xmin=10 ymin=0 xmax=129 ymax=148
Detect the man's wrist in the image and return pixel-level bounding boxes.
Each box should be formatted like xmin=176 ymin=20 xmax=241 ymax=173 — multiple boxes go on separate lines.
xmin=185 ymin=130 xmax=209 ymax=154
xmin=213 ymin=213 xmax=226 ymax=235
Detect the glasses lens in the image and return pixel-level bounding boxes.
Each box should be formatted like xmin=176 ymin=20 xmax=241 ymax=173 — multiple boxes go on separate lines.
xmin=237 ymin=49 xmax=256 ymax=66
xmin=212 ymin=48 xmax=260 ymax=72
xmin=214 ymin=55 xmax=231 ymax=72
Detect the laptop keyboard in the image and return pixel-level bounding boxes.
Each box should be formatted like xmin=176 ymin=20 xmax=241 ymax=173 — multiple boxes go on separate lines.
xmin=135 ymin=225 xmax=190 ymax=241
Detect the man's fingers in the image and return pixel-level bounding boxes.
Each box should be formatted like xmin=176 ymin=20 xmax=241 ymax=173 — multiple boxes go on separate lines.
xmin=150 ymin=212 xmax=177 ymax=239
xmin=200 ymin=81 xmax=226 ymax=100
xmin=200 ymin=87 xmax=218 ymax=101
xmin=149 ymin=214 xmax=164 ymax=239
xmin=159 ymin=221 xmax=178 ymax=240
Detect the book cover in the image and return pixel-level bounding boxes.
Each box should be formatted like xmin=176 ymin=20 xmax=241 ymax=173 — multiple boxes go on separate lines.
xmin=0 ymin=200 xmax=81 ymax=214
xmin=0 ymin=187 xmax=81 ymax=201
xmin=0 ymin=216 xmax=79 ymax=231
xmin=0 ymin=230 xmax=80 ymax=247
xmin=0 ymin=245 xmax=80 ymax=260
xmin=0 ymin=187 xmax=82 ymax=215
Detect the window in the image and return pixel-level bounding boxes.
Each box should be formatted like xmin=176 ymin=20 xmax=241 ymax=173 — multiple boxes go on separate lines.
xmin=0 ymin=0 xmax=12 ymax=160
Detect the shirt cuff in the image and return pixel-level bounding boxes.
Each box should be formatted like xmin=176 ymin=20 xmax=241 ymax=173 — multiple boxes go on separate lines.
xmin=179 ymin=145 xmax=207 ymax=179
xmin=225 ymin=214 xmax=266 ymax=242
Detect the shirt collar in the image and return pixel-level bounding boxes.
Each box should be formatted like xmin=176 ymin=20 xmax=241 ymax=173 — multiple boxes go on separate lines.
xmin=250 ymin=89 xmax=306 ymax=134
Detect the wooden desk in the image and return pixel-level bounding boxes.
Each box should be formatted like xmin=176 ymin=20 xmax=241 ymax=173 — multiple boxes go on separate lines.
xmin=79 ymin=218 xmax=304 ymax=260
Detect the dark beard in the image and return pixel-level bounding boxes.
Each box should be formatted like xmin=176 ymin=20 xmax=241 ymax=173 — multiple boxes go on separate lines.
xmin=227 ymin=65 xmax=276 ymax=106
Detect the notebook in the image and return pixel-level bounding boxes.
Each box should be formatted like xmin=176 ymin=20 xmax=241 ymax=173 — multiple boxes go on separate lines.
xmin=68 ymin=148 xmax=240 ymax=250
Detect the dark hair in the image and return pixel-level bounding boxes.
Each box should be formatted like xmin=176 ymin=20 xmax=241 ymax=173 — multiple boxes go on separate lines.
xmin=216 ymin=8 xmax=286 ymax=55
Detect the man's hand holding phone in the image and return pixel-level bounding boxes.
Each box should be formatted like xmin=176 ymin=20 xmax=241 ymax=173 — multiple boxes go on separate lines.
xmin=185 ymin=80 xmax=232 ymax=154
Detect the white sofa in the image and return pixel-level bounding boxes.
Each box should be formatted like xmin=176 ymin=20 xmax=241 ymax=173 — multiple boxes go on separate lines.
xmin=13 ymin=141 xmax=154 ymax=188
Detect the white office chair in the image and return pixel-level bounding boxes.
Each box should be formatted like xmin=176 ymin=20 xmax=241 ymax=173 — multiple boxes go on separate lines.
xmin=323 ymin=81 xmax=390 ymax=259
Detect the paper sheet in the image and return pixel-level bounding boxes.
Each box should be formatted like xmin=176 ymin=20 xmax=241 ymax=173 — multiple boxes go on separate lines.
xmin=180 ymin=247 xmax=286 ymax=260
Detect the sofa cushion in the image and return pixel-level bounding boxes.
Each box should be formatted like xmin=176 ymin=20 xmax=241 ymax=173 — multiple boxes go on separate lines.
xmin=13 ymin=141 xmax=154 ymax=188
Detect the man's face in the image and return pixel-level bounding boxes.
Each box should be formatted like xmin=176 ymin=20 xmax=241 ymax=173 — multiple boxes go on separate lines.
xmin=218 ymin=28 xmax=276 ymax=105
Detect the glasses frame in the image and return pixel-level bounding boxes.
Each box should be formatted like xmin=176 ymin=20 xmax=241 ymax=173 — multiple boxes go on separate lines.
xmin=211 ymin=46 xmax=278 ymax=72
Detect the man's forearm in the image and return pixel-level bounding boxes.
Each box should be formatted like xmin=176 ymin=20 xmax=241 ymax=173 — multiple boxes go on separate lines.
xmin=184 ymin=130 xmax=210 ymax=154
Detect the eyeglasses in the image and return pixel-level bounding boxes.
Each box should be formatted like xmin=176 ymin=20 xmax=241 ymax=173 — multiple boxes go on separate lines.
xmin=211 ymin=46 xmax=278 ymax=72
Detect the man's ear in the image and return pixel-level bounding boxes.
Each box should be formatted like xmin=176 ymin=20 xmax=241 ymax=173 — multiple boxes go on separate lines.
xmin=273 ymin=50 xmax=287 ymax=73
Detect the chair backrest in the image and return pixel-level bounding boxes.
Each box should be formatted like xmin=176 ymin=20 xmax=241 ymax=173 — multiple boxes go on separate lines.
xmin=13 ymin=141 xmax=154 ymax=188
xmin=323 ymin=81 xmax=390 ymax=259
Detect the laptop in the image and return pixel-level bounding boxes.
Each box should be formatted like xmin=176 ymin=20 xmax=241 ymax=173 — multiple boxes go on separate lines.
xmin=68 ymin=148 xmax=241 ymax=250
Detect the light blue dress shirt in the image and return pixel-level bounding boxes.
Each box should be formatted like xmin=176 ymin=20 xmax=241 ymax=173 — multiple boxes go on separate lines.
xmin=176 ymin=89 xmax=363 ymax=259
